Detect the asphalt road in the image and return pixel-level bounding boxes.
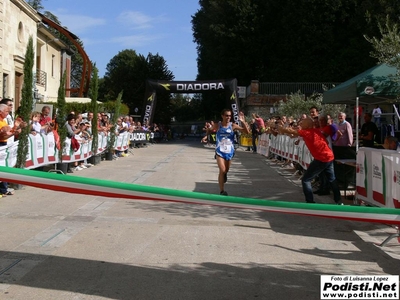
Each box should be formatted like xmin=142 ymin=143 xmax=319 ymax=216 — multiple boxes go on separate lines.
xmin=0 ymin=138 xmax=398 ymax=300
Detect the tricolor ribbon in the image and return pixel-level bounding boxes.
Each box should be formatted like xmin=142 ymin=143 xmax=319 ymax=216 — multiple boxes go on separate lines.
xmin=0 ymin=166 xmax=399 ymax=225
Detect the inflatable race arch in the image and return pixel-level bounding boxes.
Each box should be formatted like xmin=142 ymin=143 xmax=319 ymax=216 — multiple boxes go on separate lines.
xmin=141 ymin=79 xmax=240 ymax=125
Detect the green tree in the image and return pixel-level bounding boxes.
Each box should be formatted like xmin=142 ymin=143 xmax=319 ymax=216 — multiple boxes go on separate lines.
xmin=56 ymin=71 xmax=68 ymax=161
xmin=16 ymin=36 xmax=34 ymax=169
xmin=364 ymin=16 xmax=400 ymax=71
xmin=90 ymin=64 xmax=99 ymax=154
xmin=26 ymin=0 xmax=43 ymax=11
xmin=277 ymin=92 xmax=345 ymax=119
xmin=276 ymin=92 xmax=318 ymax=119
xmin=108 ymin=91 xmax=123 ymax=153
xmin=192 ymin=0 xmax=400 ymax=84
xmin=102 ymin=51 xmax=174 ymax=123
xmin=171 ymin=94 xmax=204 ymax=122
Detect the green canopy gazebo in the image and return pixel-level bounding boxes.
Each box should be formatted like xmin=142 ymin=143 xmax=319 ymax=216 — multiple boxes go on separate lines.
xmin=323 ymin=63 xmax=400 ymax=150
xmin=323 ymin=63 xmax=399 ymax=105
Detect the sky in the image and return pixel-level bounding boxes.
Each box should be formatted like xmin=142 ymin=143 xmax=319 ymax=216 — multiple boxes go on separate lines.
xmin=42 ymin=0 xmax=200 ymax=80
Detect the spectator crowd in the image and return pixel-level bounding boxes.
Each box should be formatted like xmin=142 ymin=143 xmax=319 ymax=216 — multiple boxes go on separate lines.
xmin=0 ymin=98 xmax=172 ymax=197
xmin=201 ymin=105 xmax=396 ymax=204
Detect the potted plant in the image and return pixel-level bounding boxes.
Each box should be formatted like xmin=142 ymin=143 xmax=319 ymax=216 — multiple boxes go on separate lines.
xmin=56 ymin=71 xmax=68 ymax=173
xmin=105 ymin=91 xmax=123 ymax=160
xmin=88 ymin=65 xmax=101 ymax=165
xmin=14 ymin=36 xmax=34 ymax=188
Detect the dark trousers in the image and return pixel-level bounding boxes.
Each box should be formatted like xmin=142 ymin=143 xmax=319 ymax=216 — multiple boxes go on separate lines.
xmin=252 ymin=135 xmax=257 ymax=152
xmin=302 ymin=159 xmax=341 ymax=203
xmin=0 ymin=141 xmax=9 ymax=194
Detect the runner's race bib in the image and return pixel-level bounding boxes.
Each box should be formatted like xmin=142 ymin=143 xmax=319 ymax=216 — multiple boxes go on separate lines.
xmin=220 ymin=138 xmax=232 ymax=153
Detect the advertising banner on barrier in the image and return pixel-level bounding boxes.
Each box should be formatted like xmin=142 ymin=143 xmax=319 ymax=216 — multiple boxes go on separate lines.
xmin=115 ymin=133 xmax=129 ymax=151
xmin=356 ymin=149 xmax=367 ymax=199
xmin=129 ymin=130 xmax=149 ymax=143
xmin=255 ymin=134 xmax=400 ymax=209
xmin=258 ymin=133 xmax=269 ymax=157
xmin=389 ymin=154 xmax=400 ymax=208
xmin=46 ymin=133 xmax=57 ymax=163
xmin=372 ymin=149 xmax=385 ymax=206
xmin=0 ymin=132 xmax=130 ymax=169
xmin=0 ymin=142 xmax=18 ymax=168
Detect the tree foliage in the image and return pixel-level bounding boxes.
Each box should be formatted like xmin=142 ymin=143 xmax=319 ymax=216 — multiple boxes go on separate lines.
xmin=57 ymin=71 xmax=67 ymax=162
xmin=102 ymin=50 xmax=174 ymax=123
xmin=276 ymin=92 xmax=319 ymax=119
xmin=277 ymin=92 xmax=345 ymax=120
xmin=90 ymin=64 xmax=99 ymax=153
xmin=171 ymin=94 xmax=204 ymax=122
xmin=16 ymin=36 xmax=34 ymax=168
xmin=108 ymin=91 xmax=123 ymax=152
xmin=192 ymin=0 xmax=400 ymax=85
xmin=365 ymin=16 xmax=400 ymax=71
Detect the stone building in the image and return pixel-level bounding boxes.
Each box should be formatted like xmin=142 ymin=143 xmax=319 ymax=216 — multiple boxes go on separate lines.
xmin=0 ymin=0 xmax=81 ymax=114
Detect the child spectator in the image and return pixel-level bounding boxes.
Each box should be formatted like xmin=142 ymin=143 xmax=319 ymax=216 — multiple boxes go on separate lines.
xmin=30 ymin=111 xmax=44 ymax=135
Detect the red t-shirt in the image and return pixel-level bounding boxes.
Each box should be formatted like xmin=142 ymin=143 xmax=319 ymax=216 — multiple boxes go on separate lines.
xmin=321 ymin=125 xmax=334 ymax=138
xmin=39 ymin=115 xmax=52 ymax=126
xmin=298 ymin=128 xmax=334 ymax=162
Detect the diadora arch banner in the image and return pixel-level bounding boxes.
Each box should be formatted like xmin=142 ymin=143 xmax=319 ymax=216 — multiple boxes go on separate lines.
xmin=142 ymin=79 xmax=240 ymax=125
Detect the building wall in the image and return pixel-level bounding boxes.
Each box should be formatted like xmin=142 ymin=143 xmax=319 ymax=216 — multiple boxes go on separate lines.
xmin=0 ymin=0 xmax=5 ymax=98
xmin=35 ymin=31 xmax=64 ymax=102
xmin=2 ymin=0 xmax=40 ymax=107
xmin=243 ymin=81 xmax=288 ymax=119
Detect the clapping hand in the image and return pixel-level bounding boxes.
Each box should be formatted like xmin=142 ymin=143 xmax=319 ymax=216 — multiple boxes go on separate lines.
xmin=238 ymin=111 xmax=245 ymax=123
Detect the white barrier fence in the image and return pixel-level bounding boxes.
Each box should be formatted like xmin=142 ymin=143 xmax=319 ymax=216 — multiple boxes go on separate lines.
xmin=259 ymin=133 xmax=313 ymax=169
xmin=3 ymin=131 xmax=399 ymax=209
xmin=357 ymin=147 xmax=400 ymax=209
xmin=0 ymin=132 xmax=130 ymax=169
xmin=258 ymin=133 xmax=400 ymax=209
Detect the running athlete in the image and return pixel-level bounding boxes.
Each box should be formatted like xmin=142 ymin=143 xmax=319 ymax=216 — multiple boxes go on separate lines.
xmin=205 ymin=109 xmax=250 ymax=195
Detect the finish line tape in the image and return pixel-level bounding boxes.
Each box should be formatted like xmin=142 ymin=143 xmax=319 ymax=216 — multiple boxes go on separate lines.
xmin=0 ymin=166 xmax=399 ymax=225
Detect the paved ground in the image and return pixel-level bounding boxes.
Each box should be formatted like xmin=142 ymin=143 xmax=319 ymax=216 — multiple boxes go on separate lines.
xmin=0 ymin=138 xmax=398 ymax=300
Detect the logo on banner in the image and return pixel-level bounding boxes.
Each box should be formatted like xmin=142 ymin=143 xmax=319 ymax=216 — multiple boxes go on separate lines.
xmin=159 ymin=83 xmax=171 ymax=91
xmin=393 ymin=170 xmax=400 ymax=184
xmin=131 ymin=132 xmax=147 ymax=142
xmin=176 ymin=82 xmax=224 ymax=92
xmin=231 ymin=103 xmax=239 ymax=124
xmin=147 ymin=94 xmax=155 ymax=102
xmin=373 ymin=164 xmax=382 ymax=179
xmin=364 ymin=86 xmax=375 ymax=95
xmin=356 ymin=163 xmax=363 ymax=174
xmin=144 ymin=105 xmax=152 ymax=123
xmin=321 ymin=275 xmax=399 ymax=300
xmin=37 ymin=140 xmax=43 ymax=151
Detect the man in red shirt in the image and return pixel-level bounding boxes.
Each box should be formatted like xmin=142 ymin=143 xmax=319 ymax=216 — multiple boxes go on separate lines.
xmin=278 ymin=118 xmax=342 ymax=204
xmin=39 ymin=105 xmax=54 ymax=134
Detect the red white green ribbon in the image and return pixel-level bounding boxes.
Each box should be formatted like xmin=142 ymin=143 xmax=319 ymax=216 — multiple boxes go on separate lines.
xmin=0 ymin=166 xmax=399 ymax=225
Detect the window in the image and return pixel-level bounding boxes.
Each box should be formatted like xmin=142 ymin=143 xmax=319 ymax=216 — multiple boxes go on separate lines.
xmin=2 ymin=73 xmax=8 ymax=98
xmin=17 ymin=22 xmax=24 ymax=42
xmin=51 ymin=55 xmax=55 ymax=77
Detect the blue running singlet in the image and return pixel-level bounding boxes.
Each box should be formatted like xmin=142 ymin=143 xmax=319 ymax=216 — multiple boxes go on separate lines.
xmin=215 ymin=122 xmax=235 ymax=160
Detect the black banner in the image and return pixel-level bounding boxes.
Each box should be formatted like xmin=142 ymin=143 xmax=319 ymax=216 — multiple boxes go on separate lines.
xmin=129 ymin=130 xmax=150 ymax=143
xmin=142 ymin=79 xmax=239 ymax=125
xmin=142 ymin=90 xmax=157 ymax=126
